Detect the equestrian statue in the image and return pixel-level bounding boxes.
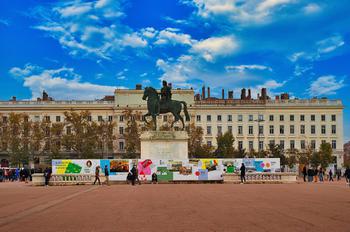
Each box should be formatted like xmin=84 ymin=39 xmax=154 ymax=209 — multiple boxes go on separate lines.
xmin=142 ymin=80 xmax=190 ymax=130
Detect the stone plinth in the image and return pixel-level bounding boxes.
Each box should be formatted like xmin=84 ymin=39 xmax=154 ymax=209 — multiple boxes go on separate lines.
xmin=140 ymin=131 xmax=189 ymax=160
xmin=32 ymin=173 xmax=45 ymax=186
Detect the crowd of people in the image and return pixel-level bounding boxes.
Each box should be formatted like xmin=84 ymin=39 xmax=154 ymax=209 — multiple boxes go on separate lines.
xmin=0 ymin=168 xmax=32 ymax=182
xmin=302 ymin=166 xmax=350 ymax=183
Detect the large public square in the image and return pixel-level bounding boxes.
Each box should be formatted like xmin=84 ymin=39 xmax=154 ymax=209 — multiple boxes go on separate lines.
xmin=0 ymin=181 xmax=349 ymax=232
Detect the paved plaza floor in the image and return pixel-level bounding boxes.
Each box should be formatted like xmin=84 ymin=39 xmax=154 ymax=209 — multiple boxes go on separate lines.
xmin=0 ymin=181 xmax=349 ymax=232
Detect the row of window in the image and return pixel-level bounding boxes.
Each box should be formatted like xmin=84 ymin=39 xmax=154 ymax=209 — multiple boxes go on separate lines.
xmin=1 ymin=115 xmax=114 ymax=123
xmin=205 ymin=140 xmax=337 ymax=150
xmin=196 ymin=114 xmax=337 ymax=122
xmin=205 ymin=125 xmax=337 ymax=135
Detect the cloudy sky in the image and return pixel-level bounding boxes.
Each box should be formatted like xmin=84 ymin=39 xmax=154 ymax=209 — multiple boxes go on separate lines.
xmin=0 ymin=0 xmax=349 ymax=141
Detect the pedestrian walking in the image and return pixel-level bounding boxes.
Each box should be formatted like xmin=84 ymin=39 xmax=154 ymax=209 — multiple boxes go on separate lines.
xmin=93 ymin=166 xmax=101 ymax=185
xmin=104 ymin=165 xmax=109 ymax=186
xmin=314 ymin=168 xmax=318 ymax=182
xmin=329 ymin=169 xmax=334 ymax=182
xmin=336 ymin=169 xmax=342 ymax=181
xmin=131 ymin=165 xmax=141 ymax=185
xmin=44 ymin=167 xmax=51 ymax=186
xmin=345 ymin=167 xmax=350 ymax=186
xmin=240 ymin=163 xmax=246 ymax=184
xmin=302 ymin=166 xmax=307 ymax=182
xmin=307 ymin=168 xmax=313 ymax=182
xmin=319 ymin=167 xmax=324 ymax=182
xmin=152 ymin=172 xmax=158 ymax=184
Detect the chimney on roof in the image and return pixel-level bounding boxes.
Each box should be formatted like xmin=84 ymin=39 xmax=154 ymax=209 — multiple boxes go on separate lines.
xmin=222 ymin=89 xmax=225 ymax=99
xmin=281 ymin=93 xmax=289 ymax=100
xmin=202 ymin=86 xmax=205 ymax=99
xmin=194 ymin=93 xmax=200 ymax=101
xmin=240 ymin=88 xmax=246 ymax=100
xmin=207 ymin=87 xmax=210 ymax=98
xmin=228 ymin=91 xmax=233 ymax=99
xmin=135 ymin=84 xmax=142 ymax=90
xmin=247 ymin=89 xmax=252 ymax=100
xmin=42 ymin=91 xmax=49 ymax=101
xmin=275 ymin=95 xmax=280 ymax=100
xmin=11 ymin=96 xmax=16 ymax=101
xmin=257 ymin=93 xmax=260 ymax=99
xmin=261 ymin=88 xmax=267 ymax=100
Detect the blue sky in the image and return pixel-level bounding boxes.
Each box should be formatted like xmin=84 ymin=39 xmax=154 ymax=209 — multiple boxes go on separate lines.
xmin=0 ymin=0 xmax=349 ymax=141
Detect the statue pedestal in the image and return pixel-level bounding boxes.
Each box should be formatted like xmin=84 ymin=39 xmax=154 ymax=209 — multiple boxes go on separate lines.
xmin=140 ymin=131 xmax=189 ymax=160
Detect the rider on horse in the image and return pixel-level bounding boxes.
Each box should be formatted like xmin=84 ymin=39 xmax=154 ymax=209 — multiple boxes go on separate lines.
xmin=158 ymin=80 xmax=172 ymax=115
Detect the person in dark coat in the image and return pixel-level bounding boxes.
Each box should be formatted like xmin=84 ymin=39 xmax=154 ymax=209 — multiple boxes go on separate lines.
xmin=104 ymin=165 xmax=109 ymax=186
xmin=329 ymin=169 xmax=334 ymax=181
xmin=131 ymin=165 xmax=141 ymax=185
xmin=345 ymin=167 xmax=350 ymax=185
xmin=44 ymin=167 xmax=51 ymax=186
xmin=152 ymin=172 xmax=158 ymax=184
xmin=240 ymin=163 xmax=246 ymax=184
xmin=307 ymin=168 xmax=313 ymax=182
xmin=93 ymin=166 xmax=101 ymax=185
xmin=302 ymin=166 xmax=307 ymax=182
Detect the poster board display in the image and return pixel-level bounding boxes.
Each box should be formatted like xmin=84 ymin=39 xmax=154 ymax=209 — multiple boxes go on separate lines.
xmin=52 ymin=158 xmax=280 ymax=182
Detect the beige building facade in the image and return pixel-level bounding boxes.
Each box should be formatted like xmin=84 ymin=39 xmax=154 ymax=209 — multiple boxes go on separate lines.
xmin=0 ymin=86 xmax=344 ymax=167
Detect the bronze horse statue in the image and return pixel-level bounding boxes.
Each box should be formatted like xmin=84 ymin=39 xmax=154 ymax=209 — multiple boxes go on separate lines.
xmin=142 ymin=87 xmax=190 ymax=130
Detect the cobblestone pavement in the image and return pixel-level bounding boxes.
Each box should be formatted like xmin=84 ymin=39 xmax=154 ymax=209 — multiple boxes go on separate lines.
xmin=0 ymin=181 xmax=349 ymax=232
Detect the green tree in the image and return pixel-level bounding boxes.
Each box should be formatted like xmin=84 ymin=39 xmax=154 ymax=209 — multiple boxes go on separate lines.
xmin=187 ymin=123 xmax=204 ymax=158
xmin=123 ymin=110 xmax=141 ymax=159
xmin=285 ymin=149 xmax=299 ymax=169
xmin=50 ymin=122 xmax=64 ymax=159
xmin=318 ymin=142 xmax=333 ymax=168
xmin=96 ymin=119 xmax=116 ymax=158
xmin=232 ymin=148 xmax=247 ymax=158
xmin=215 ymin=131 xmax=235 ymax=158
xmin=268 ymin=144 xmax=286 ymax=171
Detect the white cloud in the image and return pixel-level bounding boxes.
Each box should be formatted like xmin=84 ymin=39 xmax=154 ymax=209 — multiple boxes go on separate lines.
xmin=140 ymin=72 xmax=148 ymax=77
xmin=141 ymin=27 xmax=157 ymax=38
xmin=303 ymin=3 xmax=321 ymax=14
xmin=308 ymin=75 xmax=345 ymax=96
xmin=9 ymin=64 xmax=120 ymax=100
xmin=191 ymin=36 xmax=238 ymax=61
xmin=155 ymin=28 xmax=194 ymax=46
xmin=186 ymin=0 xmax=296 ymax=25
xmin=225 ymin=64 xmax=272 ymax=73
xmin=34 ymin=0 xmax=145 ymax=60
xmin=0 ymin=18 xmax=10 ymax=26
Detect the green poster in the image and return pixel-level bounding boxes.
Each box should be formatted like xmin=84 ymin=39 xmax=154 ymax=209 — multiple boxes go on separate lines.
xmin=65 ymin=162 xmax=82 ymax=174
xmin=157 ymin=167 xmax=173 ymax=181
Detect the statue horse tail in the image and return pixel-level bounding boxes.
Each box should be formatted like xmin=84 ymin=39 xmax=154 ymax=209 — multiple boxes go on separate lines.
xmin=180 ymin=101 xmax=190 ymax=121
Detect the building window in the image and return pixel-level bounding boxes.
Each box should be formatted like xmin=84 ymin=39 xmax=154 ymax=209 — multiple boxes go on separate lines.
xmin=207 ymin=141 xmax=212 ymax=147
xmin=290 ymin=115 xmax=294 ymax=121
xmin=163 ymin=115 xmax=168 ymax=122
xmin=259 ymin=126 xmax=263 ymax=135
xmin=238 ymin=115 xmax=243 ymax=122
xmin=259 ymin=141 xmax=264 ymax=151
xmin=258 ymin=115 xmax=264 ymax=121
xmin=119 ymin=127 xmax=124 ymax=135
xmin=269 ymin=140 xmax=275 ymax=146
xmin=321 ymin=140 xmax=326 ymax=144
xmin=98 ymin=116 xmax=103 ymax=122
xmin=2 ymin=116 xmax=8 ymax=123
xmin=238 ymin=126 xmax=243 ymax=135
xmin=280 ymin=115 xmax=284 ymax=121
xmin=331 ymin=140 xmax=336 ymax=149
xmin=217 ymin=115 xmax=222 ymax=122
xmin=269 ymin=115 xmax=274 ymax=121
xmin=280 ymin=140 xmax=285 ymax=149
xmin=311 ymin=140 xmax=316 ymax=149
xmin=87 ymin=116 xmax=92 ymax=122
xmin=311 ymin=115 xmax=315 ymax=121
xmin=300 ymin=115 xmax=305 ymax=121
xmin=238 ymin=141 xmax=243 ymax=150
xmin=321 ymin=115 xmax=326 ymax=121
xmin=44 ymin=116 xmax=50 ymax=122
xmin=207 ymin=126 xmax=212 ymax=135
xmin=249 ymin=141 xmax=253 ymax=151
xmin=56 ymin=116 xmax=61 ymax=122
xmin=290 ymin=140 xmax=295 ymax=149
xmin=207 ymin=115 xmax=211 ymax=122
xmin=301 ymin=140 xmax=305 ymax=149
xmin=332 ymin=125 xmax=336 ymax=134
xmin=228 ymin=126 xmax=232 ymax=134
xmin=269 ymin=125 xmax=274 ymax=134
xmin=119 ymin=141 xmax=124 ymax=151
xmin=321 ymin=125 xmax=326 ymax=134
xmin=290 ymin=125 xmax=295 ymax=134
xmin=34 ymin=116 xmax=40 ymax=122
xmin=217 ymin=126 xmax=222 ymax=135
xmin=300 ymin=125 xmax=305 ymax=134
xmin=196 ymin=115 xmax=201 ymax=122
xmin=311 ymin=125 xmax=316 ymax=134
xmin=228 ymin=115 xmax=232 ymax=122
xmin=120 ymin=115 xmax=124 ymax=122
xmin=280 ymin=125 xmax=284 ymax=134
xmin=331 ymin=115 xmax=336 ymax=121
xmin=249 ymin=115 xmax=253 ymax=121
xmin=248 ymin=126 xmax=253 ymax=135
xmin=108 ymin=116 xmax=113 ymax=122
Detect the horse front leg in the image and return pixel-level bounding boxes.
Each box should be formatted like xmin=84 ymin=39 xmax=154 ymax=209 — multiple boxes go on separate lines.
xmin=152 ymin=114 xmax=157 ymax=130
